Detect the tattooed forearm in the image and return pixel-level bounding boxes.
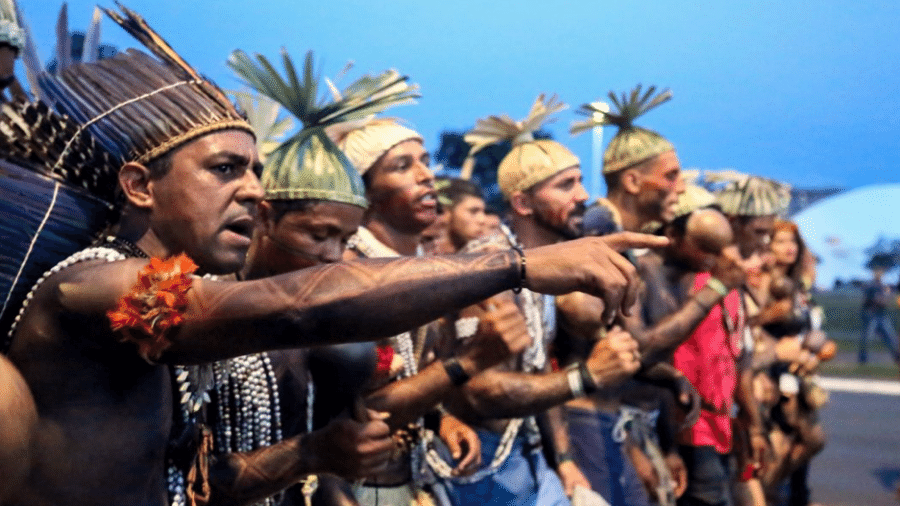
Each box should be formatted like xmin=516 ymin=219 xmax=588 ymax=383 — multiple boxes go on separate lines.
xmin=165 ymin=252 xmax=518 ymax=363
xmin=208 ymin=437 xmax=308 ymax=506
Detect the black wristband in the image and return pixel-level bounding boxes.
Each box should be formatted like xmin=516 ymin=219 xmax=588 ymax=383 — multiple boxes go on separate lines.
xmin=510 ymin=245 xmax=526 ymax=294
xmin=578 ymin=362 xmax=599 ymax=394
xmin=443 ymin=358 xmax=471 ymax=386
xmin=556 ymin=449 xmax=575 ymax=466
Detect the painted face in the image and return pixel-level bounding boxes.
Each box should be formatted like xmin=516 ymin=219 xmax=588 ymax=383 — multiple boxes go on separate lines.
xmin=770 ymin=229 xmax=799 ymax=267
xmin=148 ymin=130 xmax=263 ymax=274
xmin=734 ymin=215 xmax=775 ymax=259
xmin=530 ymin=167 xmax=590 ymax=240
xmin=448 ymin=195 xmax=487 ymax=248
xmin=263 ymin=201 xmax=365 ymax=272
xmin=634 ymin=150 xmax=684 ymax=224
xmin=365 ymin=139 xmax=436 ymax=234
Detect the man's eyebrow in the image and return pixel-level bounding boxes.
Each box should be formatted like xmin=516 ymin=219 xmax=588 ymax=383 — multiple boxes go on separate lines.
xmin=208 ymin=152 xmax=253 ymax=166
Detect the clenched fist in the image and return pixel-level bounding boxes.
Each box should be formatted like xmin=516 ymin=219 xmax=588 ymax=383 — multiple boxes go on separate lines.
xmin=302 ymin=410 xmax=393 ymax=479
xmin=457 ymin=296 xmax=532 ymax=374
xmin=585 ymin=326 xmax=641 ymax=388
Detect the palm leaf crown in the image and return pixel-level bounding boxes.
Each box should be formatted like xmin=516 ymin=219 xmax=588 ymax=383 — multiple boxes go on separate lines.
xmin=464 ymin=94 xmax=580 ymax=198
xmin=230 ymin=90 xmax=294 ymax=164
xmin=464 ymin=93 xmax=566 ymax=156
xmin=228 ymin=48 xmax=420 ymax=207
xmin=571 ymin=84 xmax=675 ymax=174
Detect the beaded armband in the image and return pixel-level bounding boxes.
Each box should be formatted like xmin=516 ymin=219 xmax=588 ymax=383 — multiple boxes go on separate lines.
xmin=107 ymin=254 xmax=198 ymax=363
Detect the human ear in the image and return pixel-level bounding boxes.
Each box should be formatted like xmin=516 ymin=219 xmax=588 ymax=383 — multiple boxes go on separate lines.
xmin=257 ymin=201 xmax=277 ymax=237
xmin=621 ymin=169 xmax=642 ymax=195
xmin=119 ymin=162 xmax=153 ymax=209
xmin=509 ymin=191 xmax=534 ymax=217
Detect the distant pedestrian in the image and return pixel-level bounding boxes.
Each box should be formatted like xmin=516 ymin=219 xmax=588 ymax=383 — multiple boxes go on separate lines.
xmin=858 ymin=267 xmax=900 ymax=366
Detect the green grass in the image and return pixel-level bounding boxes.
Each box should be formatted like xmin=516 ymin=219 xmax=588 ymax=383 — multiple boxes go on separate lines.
xmin=818 ymin=361 xmax=898 ymax=380
xmin=811 ymin=289 xmax=900 ymax=379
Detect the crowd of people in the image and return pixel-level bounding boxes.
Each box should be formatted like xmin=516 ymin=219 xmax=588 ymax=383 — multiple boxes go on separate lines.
xmin=0 ymin=5 xmax=838 ymax=506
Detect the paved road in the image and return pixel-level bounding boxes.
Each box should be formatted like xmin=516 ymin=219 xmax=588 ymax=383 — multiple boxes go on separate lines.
xmin=810 ymin=383 xmax=900 ymax=506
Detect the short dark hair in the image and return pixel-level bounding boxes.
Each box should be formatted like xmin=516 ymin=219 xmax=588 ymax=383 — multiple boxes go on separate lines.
xmin=146 ymin=151 xmax=173 ymax=179
xmin=437 ymin=178 xmax=484 ymax=211
xmin=266 ymin=199 xmax=318 ymax=224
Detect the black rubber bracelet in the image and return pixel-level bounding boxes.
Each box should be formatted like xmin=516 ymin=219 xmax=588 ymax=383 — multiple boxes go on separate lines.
xmin=510 ymin=245 xmax=526 ymax=294
xmin=443 ymin=358 xmax=471 ymax=386
xmin=578 ymin=362 xmax=599 ymax=394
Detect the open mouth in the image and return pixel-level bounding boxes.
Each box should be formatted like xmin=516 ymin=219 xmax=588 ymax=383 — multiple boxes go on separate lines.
xmin=418 ymin=192 xmax=437 ymax=207
xmin=224 ymin=217 xmax=254 ymax=239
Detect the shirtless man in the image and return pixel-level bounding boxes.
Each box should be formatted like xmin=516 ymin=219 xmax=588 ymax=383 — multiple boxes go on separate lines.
xmin=6 ymin=11 xmax=655 ymax=505
xmin=436 ymin=96 xmax=652 ymax=506
xmin=228 ymin=53 xmax=533 ymax=504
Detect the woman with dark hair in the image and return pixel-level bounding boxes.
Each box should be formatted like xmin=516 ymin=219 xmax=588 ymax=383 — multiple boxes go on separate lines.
xmin=755 ymin=220 xmax=831 ymax=506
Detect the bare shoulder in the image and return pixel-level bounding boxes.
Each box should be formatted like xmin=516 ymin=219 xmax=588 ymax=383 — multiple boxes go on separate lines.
xmin=46 ymin=257 xmax=152 ymax=317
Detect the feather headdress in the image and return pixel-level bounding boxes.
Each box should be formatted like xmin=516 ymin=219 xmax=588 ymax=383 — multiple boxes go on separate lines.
xmin=229 ymin=48 xmax=419 ymax=207
xmin=36 ymin=4 xmax=252 ymax=167
xmin=465 ymin=94 xmax=579 ymax=198
xmin=706 ymin=170 xmax=791 ymax=217
xmin=0 ymin=98 xmax=119 ymax=203
xmin=571 ymin=85 xmax=674 ymax=174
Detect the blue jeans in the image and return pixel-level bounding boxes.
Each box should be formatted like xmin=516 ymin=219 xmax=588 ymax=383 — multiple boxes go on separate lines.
xmin=441 ymin=428 xmax=569 ymax=506
xmin=564 ymin=407 xmax=652 ymax=506
xmin=859 ymin=313 xmax=900 ymax=363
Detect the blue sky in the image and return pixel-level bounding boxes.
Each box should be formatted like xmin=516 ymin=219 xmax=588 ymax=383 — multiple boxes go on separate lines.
xmin=19 ymin=0 xmax=900 ymax=200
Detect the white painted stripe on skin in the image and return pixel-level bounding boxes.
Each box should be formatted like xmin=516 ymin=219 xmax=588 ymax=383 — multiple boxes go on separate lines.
xmin=817 ymin=376 xmax=900 ymax=396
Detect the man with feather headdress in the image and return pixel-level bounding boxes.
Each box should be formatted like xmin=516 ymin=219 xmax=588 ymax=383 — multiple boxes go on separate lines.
xmin=2 ymin=6 xmax=665 ymax=505
xmin=426 ymin=95 xmax=661 ymax=506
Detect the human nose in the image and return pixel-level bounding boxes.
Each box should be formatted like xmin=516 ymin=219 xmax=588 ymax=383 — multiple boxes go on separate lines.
xmin=575 ymin=182 xmax=590 ymax=203
xmin=414 ymin=162 xmax=434 ymax=186
xmin=238 ymin=169 xmax=264 ymax=204
xmin=321 ymin=240 xmax=343 ymax=264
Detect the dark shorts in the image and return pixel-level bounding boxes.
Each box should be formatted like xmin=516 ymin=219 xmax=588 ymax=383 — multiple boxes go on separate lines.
xmin=677 ymin=445 xmax=734 ymax=506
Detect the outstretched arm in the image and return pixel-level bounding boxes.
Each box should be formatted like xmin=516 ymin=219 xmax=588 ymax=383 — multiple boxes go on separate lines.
xmin=52 ymin=233 xmax=666 ymax=364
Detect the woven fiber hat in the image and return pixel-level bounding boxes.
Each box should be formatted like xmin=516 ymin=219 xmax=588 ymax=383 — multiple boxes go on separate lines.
xmin=37 ymin=5 xmax=253 ymax=167
xmin=707 ymin=170 xmax=791 ymax=217
xmin=571 ymin=85 xmax=674 ymax=174
xmin=330 ymin=118 xmax=422 ymax=176
xmin=465 ymin=94 xmax=578 ymax=199
xmin=671 ymin=170 xmax=717 ymax=219
xmin=230 ymin=50 xmax=418 ymax=208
